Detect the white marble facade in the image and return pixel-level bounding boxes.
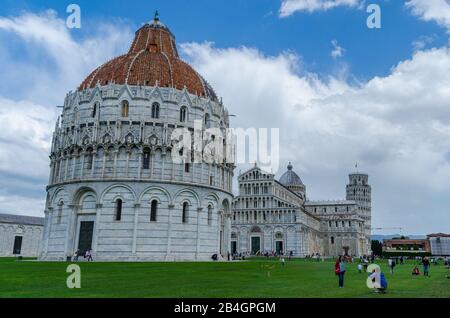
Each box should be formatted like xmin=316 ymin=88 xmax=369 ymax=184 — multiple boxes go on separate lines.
xmin=231 ymin=165 xmax=371 ymax=257
xmin=40 ymin=84 xmax=234 ymax=261
xmin=0 ymin=214 xmax=44 ymax=257
xmin=39 ymin=17 xmax=234 ymax=262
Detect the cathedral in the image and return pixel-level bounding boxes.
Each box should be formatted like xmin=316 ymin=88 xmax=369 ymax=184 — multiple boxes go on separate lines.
xmin=231 ymin=164 xmax=371 ymax=257
xmin=39 ymin=14 xmax=234 ymax=261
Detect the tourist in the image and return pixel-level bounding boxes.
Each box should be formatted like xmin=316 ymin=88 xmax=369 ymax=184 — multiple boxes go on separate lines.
xmin=289 ymin=250 xmax=293 ymax=261
xmin=369 ymin=268 xmax=388 ymax=294
xmin=280 ymin=256 xmax=285 ymax=266
xmin=422 ymin=257 xmax=430 ymax=277
xmin=363 ymin=258 xmax=369 ymax=272
xmin=335 ymin=256 xmax=346 ymax=288
xmin=87 ymin=249 xmax=93 ymax=261
xmin=400 ymin=256 xmax=404 ymax=265
xmin=388 ymin=258 xmax=394 ymax=274
xmin=412 ymin=266 xmax=420 ymax=276
xmin=73 ymin=249 xmax=80 ymax=262
xmin=358 ymin=262 xmax=363 ymax=274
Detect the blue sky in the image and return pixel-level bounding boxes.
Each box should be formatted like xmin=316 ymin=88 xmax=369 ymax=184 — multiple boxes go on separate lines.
xmin=0 ymin=0 xmax=450 ymax=235
xmin=1 ymin=0 xmax=447 ymax=81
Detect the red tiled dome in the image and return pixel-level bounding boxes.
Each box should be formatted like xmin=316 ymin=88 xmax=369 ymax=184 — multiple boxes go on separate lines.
xmin=79 ymin=15 xmax=217 ymax=101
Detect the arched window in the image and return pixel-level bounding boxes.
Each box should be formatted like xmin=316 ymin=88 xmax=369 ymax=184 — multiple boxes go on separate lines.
xmin=92 ymin=102 xmax=99 ymax=118
xmin=331 ymin=236 xmax=335 ymax=244
xmin=182 ymin=202 xmax=189 ymax=223
xmin=204 ymin=113 xmax=210 ymax=127
xmin=143 ymin=149 xmax=150 ymax=170
xmin=54 ymin=160 xmax=61 ymax=182
xmin=57 ymin=201 xmax=63 ymax=224
xmin=207 ymin=205 xmax=212 ymax=225
xmin=122 ymin=101 xmax=129 ymax=117
xmin=150 ymin=200 xmax=158 ymax=222
xmin=179 ymin=106 xmax=187 ymax=122
xmin=85 ymin=149 xmax=93 ymax=170
xmin=152 ymin=103 xmax=160 ymax=119
xmin=115 ymin=199 xmax=122 ymax=221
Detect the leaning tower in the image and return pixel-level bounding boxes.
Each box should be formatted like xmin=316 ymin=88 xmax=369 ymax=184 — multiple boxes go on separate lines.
xmin=346 ymin=172 xmax=371 ymax=254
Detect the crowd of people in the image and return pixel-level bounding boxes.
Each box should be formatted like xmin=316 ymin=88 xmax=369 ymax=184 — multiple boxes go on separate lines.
xmin=333 ymin=254 xmax=450 ymax=293
xmin=71 ymin=249 xmax=93 ymax=262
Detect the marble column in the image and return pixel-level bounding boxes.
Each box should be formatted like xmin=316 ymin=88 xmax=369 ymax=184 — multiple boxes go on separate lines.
xmin=195 ymin=207 xmax=203 ymax=260
xmin=132 ymin=203 xmax=140 ymax=254
xmin=165 ymin=204 xmax=174 ymax=260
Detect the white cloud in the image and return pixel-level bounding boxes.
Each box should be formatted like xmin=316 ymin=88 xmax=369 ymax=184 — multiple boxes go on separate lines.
xmin=412 ymin=35 xmax=437 ymax=51
xmin=182 ymin=42 xmax=450 ymax=234
xmin=406 ymin=0 xmax=450 ymax=32
xmin=0 ymin=11 xmax=133 ymax=216
xmin=0 ymin=10 xmax=133 ymax=105
xmin=331 ymin=39 xmax=345 ymax=59
xmin=279 ymin=0 xmax=361 ymax=16
xmin=1 ymin=10 xmax=450 ymax=234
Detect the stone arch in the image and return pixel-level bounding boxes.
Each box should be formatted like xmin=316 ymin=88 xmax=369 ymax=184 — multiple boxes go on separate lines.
xmin=221 ymin=198 xmax=231 ymax=214
xmin=202 ymin=192 xmax=220 ymax=209
xmin=78 ymin=192 xmax=98 ymax=214
xmin=100 ymin=183 xmax=137 ymax=204
xmin=173 ymin=188 xmax=201 ymax=207
xmin=72 ymin=186 xmax=98 ymax=205
xmin=139 ymin=186 xmax=172 ymax=205
xmin=50 ymin=187 xmax=68 ymax=207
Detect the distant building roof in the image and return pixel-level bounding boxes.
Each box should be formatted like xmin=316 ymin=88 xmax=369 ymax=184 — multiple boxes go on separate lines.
xmin=0 ymin=213 xmax=44 ymax=226
xmin=279 ymin=163 xmax=304 ymax=187
xmin=427 ymin=233 xmax=450 ymax=238
xmin=305 ymin=200 xmax=357 ymax=206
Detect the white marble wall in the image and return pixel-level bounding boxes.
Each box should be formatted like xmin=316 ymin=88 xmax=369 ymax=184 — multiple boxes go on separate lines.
xmin=40 ymin=181 xmax=232 ymax=261
xmin=41 ymin=83 xmax=234 ymax=262
xmin=0 ymin=223 xmax=43 ymax=257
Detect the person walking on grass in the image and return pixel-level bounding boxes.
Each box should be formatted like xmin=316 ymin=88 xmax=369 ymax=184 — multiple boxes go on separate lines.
xmin=422 ymin=257 xmax=430 ymax=277
xmin=388 ymin=258 xmax=394 ymax=274
xmin=335 ymin=256 xmax=346 ymax=288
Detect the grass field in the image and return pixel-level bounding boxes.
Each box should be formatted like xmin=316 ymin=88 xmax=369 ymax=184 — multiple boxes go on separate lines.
xmin=0 ymin=257 xmax=449 ymax=298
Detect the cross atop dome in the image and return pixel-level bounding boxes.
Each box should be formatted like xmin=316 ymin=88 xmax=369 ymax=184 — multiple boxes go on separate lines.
xmin=154 ymin=10 xmax=160 ymax=22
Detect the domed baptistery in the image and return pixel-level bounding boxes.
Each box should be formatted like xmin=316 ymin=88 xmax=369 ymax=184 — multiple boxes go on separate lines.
xmin=40 ymin=14 xmax=234 ymax=261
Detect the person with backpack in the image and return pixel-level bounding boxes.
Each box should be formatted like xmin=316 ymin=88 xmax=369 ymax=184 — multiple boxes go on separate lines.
xmin=369 ymin=268 xmax=388 ymax=294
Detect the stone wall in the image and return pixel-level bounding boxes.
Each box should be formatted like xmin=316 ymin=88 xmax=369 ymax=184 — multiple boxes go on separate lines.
xmin=0 ymin=223 xmax=43 ymax=257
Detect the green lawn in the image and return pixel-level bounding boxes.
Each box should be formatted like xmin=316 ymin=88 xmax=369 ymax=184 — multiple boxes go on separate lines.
xmin=0 ymin=257 xmax=449 ymax=298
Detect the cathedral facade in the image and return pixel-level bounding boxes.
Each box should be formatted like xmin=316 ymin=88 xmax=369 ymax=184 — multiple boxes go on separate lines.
xmin=39 ymin=16 xmax=234 ymax=261
xmin=231 ymin=164 xmax=371 ymax=257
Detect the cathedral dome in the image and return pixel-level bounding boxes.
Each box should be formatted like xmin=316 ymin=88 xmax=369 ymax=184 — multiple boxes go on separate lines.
xmin=279 ymin=163 xmax=304 ymax=187
xmin=79 ymin=13 xmax=218 ymax=101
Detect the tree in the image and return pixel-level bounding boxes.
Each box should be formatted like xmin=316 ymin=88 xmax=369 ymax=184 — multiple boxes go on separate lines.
xmin=371 ymin=240 xmax=383 ymax=256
